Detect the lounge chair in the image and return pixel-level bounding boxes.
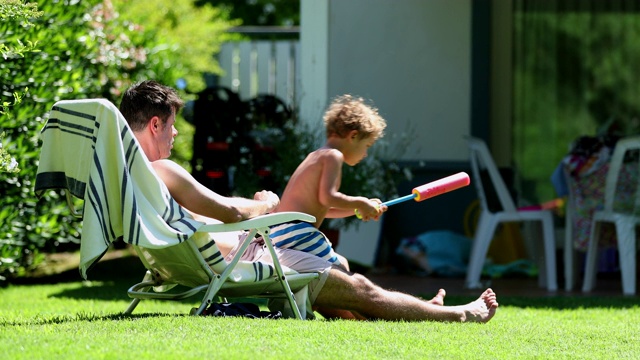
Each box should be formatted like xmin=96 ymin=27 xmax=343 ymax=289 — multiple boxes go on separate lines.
xmin=34 ymin=98 xmax=318 ymax=319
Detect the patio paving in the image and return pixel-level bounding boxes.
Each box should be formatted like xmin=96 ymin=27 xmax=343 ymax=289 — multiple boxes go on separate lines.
xmin=365 ymin=271 xmax=631 ymax=298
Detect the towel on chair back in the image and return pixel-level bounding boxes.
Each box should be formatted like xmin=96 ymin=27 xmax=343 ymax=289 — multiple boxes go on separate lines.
xmin=35 ymin=99 xmax=205 ymax=278
xmin=35 ymin=99 xmax=291 ymax=283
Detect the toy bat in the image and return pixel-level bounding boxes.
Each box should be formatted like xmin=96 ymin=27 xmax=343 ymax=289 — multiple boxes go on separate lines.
xmin=355 ymin=172 xmax=471 ymax=219
xmin=384 ymin=172 xmax=471 ymax=206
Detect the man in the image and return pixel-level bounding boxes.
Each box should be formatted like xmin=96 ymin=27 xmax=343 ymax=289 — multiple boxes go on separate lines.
xmin=119 ymin=80 xmax=498 ymax=322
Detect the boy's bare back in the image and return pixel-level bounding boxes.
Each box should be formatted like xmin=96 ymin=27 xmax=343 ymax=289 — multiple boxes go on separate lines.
xmin=275 ymin=146 xmax=344 ymax=228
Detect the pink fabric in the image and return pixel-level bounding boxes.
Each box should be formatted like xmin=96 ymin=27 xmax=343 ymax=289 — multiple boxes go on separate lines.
xmin=566 ymin=162 xmax=638 ymax=250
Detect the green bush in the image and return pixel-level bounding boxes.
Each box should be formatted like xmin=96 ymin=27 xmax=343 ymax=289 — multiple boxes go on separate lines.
xmin=0 ymin=0 xmax=234 ymax=283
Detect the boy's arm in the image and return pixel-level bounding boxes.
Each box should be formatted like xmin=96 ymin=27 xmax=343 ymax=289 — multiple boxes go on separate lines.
xmin=152 ymin=159 xmax=279 ymax=223
xmin=326 ymin=203 xmax=387 ymax=220
xmin=318 ymin=150 xmax=382 ymax=219
xmin=325 ymin=208 xmax=359 ymax=219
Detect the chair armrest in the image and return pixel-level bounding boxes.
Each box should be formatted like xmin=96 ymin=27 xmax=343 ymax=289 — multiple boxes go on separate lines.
xmin=198 ymin=211 xmax=316 ymax=233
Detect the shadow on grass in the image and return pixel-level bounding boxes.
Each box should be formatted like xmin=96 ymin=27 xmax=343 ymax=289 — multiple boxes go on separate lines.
xmin=13 ymin=254 xmax=147 ymax=285
xmin=19 ymin=255 xmax=178 ymax=303
xmin=0 ymin=311 xmax=192 ymax=327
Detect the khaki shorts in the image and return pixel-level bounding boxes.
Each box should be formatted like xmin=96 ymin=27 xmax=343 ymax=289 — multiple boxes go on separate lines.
xmin=226 ymin=235 xmax=332 ymax=305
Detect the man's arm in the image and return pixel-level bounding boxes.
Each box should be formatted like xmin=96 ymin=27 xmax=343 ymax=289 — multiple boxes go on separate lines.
xmin=152 ymin=159 xmax=278 ymax=223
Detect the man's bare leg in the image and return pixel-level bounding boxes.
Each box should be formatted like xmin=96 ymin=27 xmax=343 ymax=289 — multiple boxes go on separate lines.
xmin=314 ymin=253 xmax=368 ymax=320
xmin=317 ymin=290 xmax=444 ymax=320
xmin=337 ymin=253 xmax=445 ymax=308
xmin=314 ymin=267 xmax=498 ymax=322
xmin=314 ymin=307 xmax=366 ymax=320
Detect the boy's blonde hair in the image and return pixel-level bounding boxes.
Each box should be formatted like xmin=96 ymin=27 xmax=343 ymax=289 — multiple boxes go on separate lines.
xmin=323 ymin=94 xmax=386 ymax=140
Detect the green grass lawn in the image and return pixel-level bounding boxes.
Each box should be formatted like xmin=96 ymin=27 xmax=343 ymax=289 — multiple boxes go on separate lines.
xmin=2 ymin=274 xmax=639 ymax=360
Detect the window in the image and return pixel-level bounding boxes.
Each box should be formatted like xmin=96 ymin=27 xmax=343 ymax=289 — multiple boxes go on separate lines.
xmin=512 ymin=0 xmax=640 ymax=203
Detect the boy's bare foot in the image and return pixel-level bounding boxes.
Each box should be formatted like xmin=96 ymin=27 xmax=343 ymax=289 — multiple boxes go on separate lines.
xmin=428 ymin=288 xmax=446 ymax=306
xmin=458 ymin=288 xmax=498 ymax=323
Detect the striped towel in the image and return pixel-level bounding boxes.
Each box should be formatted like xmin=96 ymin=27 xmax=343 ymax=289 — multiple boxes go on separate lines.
xmin=35 ymin=99 xmax=204 ymax=279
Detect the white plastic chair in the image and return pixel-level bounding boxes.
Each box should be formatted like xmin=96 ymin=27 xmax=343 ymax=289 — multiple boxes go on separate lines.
xmin=562 ymin=165 xmax=578 ymax=291
xmin=582 ymin=136 xmax=640 ymax=295
xmin=465 ymin=137 xmax=558 ymax=291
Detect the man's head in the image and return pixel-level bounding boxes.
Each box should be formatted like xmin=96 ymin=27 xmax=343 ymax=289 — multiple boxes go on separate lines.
xmin=119 ymin=80 xmax=184 ymax=131
xmin=120 ymin=80 xmax=184 ymax=161
xmin=323 ymin=94 xmax=386 ymax=141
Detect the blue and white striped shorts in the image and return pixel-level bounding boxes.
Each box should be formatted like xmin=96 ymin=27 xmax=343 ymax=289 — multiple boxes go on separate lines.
xmin=269 ymin=222 xmax=340 ymax=265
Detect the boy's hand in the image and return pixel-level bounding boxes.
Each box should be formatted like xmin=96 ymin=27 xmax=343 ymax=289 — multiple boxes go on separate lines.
xmin=355 ymin=198 xmax=386 ymax=221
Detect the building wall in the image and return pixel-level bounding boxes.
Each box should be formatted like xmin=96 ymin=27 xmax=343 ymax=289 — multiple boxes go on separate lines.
xmin=300 ymin=0 xmax=472 ymax=162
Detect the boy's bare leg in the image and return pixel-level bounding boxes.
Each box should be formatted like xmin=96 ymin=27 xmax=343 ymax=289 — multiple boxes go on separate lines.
xmin=314 ymin=267 xmax=498 ymax=323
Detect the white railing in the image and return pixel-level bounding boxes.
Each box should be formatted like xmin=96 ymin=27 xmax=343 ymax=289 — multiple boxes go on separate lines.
xmin=217 ymin=40 xmax=300 ymax=107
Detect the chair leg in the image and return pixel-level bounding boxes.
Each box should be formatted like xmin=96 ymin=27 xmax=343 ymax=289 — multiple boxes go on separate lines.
xmin=262 ymin=233 xmax=304 ymax=319
xmin=541 ymin=214 xmax=558 ymax=291
xmin=124 ymin=299 xmax=142 ymax=315
xmin=465 ymin=212 xmax=499 ymax=289
xmin=615 ymin=219 xmax=636 ymax=295
xmin=193 ymin=228 xmax=260 ymax=316
xmin=564 ymin=218 xmax=576 ymax=291
xmin=124 ymin=271 xmax=154 ymax=315
xmin=582 ymin=221 xmax=602 ymax=293
xmin=196 ymin=274 xmax=227 ymax=315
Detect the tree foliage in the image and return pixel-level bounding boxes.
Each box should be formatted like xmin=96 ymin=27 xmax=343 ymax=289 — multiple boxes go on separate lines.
xmin=111 ymin=0 xmax=240 ymax=93
xmin=0 ymin=0 xmax=234 ymax=283
xmin=195 ymin=0 xmax=299 ymax=27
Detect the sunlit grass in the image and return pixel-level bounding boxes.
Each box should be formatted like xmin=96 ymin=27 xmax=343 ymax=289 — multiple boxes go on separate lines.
xmin=1 ymin=278 xmax=640 ymax=359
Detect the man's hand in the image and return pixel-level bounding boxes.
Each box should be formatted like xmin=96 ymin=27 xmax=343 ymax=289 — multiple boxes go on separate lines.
xmin=254 ymin=190 xmax=280 ymax=213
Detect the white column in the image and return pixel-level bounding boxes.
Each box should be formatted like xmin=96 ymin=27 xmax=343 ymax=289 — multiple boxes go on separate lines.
xmin=299 ymin=0 xmax=329 ymax=126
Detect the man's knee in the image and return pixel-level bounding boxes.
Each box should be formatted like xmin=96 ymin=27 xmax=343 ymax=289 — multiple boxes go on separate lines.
xmin=344 ymin=271 xmax=380 ymax=296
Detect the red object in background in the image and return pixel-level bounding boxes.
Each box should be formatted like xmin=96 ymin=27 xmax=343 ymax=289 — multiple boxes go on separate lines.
xmin=256 ymin=169 xmax=272 ymax=177
xmin=206 ymin=170 xmax=226 ymax=179
xmin=206 ymin=142 xmax=230 ymax=151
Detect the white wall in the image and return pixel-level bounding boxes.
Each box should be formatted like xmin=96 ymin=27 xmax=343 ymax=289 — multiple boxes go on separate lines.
xmin=300 ymin=0 xmax=472 ymax=162
xmin=299 ymin=1 xmax=329 ymax=131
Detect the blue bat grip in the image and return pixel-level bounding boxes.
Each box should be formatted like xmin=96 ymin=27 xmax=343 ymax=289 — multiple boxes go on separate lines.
xmin=382 ymin=193 xmax=417 ymax=207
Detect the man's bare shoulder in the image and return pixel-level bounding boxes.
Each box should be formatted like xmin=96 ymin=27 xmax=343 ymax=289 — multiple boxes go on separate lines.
xmin=151 ymin=158 xmax=173 ymax=167
xmin=150 ymin=159 xmax=192 ymax=186
xmin=151 ymin=158 xmax=181 ymax=173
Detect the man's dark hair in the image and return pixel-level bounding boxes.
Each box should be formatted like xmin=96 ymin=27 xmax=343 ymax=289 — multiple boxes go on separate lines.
xmin=119 ymin=80 xmax=185 ymax=131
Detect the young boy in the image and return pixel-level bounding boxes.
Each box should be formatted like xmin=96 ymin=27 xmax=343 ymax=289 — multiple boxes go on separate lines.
xmin=271 ymin=94 xmax=388 ymax=266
